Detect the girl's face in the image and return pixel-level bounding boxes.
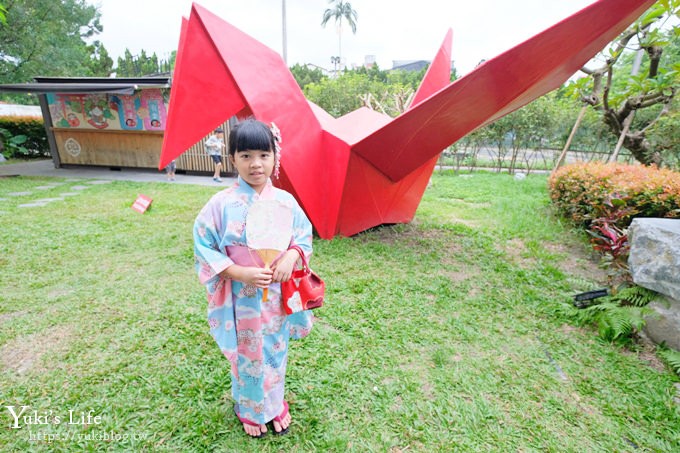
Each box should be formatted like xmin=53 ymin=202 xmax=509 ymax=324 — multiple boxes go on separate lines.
xmin=230 ymin=148 xmax=275 ymax=193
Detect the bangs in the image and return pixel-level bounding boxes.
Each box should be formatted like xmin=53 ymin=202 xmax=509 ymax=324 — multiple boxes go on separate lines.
xmin=229 ymin=119 xmax=274 ymax=155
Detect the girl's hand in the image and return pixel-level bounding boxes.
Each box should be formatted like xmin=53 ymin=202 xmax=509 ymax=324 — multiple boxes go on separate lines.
xmin=242 ymin=266 xmax=274 ymax=288
xmin=271 ymin=249 xmax=300 ymax=282
xmin=223 ymin=265 xmax=273 ymax=288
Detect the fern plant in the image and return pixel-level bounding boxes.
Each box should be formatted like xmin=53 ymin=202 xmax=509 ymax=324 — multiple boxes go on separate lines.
xmin=597 ymin=303 xmax=650 ymax=342
xmin=567 ymin=285 xmax=658 ymax=344
xmin=611 ymin=285 xmax=658 ymax=307
xmin=658 ymin=348 xmax=680 ymax=376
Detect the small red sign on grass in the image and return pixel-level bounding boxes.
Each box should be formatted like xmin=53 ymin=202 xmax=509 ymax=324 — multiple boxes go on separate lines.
xmin=131 ymin=194 xmax=152 ymax=213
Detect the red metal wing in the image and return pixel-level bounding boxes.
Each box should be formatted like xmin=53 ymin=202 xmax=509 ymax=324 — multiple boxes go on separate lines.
xmin=353 ymin=0 xmax=656 ymax=182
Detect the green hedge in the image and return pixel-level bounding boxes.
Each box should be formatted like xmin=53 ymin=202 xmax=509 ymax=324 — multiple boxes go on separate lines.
xmin=548 ymin=162 xmax=680 ymax=229
xmin=0 ymin=116 xmax=50 ymax=159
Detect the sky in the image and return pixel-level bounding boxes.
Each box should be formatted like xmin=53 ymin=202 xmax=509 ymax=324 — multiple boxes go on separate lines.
xmin=87 ymin=0 xmax=597 ymax=76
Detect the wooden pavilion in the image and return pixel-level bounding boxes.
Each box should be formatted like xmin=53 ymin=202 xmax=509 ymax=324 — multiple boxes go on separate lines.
xmin=0 ymin=77 xmax=233 ymax=174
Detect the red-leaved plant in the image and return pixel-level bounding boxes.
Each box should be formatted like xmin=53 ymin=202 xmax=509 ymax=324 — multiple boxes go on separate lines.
xmin=586 ymin=196 xmax=637 ymax=285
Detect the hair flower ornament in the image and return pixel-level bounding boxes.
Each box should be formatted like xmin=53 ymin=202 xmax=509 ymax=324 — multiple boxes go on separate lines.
xmin=271 ymin=122 xmax=282 ymax=178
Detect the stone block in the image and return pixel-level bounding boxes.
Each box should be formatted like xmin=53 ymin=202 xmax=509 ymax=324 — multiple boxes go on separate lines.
xmin=628 ymin=218 xmax=680 ymax=301
xmin=644 ymin=296 xmax=680 ymax=351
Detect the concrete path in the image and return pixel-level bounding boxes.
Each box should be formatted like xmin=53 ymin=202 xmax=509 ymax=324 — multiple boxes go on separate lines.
xmin=0 ymin=159 xmax=236 ymax=187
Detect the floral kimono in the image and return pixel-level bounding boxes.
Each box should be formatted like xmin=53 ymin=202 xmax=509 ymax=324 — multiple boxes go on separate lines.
xmin=194 ymin=176 xmax=314 ymax=425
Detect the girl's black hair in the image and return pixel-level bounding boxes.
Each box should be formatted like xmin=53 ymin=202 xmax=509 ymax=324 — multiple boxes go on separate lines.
xmin=228 ymin=119 xmax=275 ymax=156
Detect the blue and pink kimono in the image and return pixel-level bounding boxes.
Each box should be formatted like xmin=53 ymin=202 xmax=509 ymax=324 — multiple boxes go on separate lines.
xmin=194 ymin=176 xmax=314 ymax=425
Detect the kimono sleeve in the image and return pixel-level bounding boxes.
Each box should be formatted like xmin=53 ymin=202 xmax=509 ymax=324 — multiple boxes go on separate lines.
xmin=193 ymin=198 xmax=234 ymax=286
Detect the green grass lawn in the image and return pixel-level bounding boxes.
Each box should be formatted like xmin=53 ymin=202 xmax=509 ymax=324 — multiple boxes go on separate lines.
xmin=1 ymin=172 xmax=678 ymax=452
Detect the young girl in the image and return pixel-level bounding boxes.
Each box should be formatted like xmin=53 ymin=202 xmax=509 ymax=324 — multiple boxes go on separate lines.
xmin=193 ymin=119 xmax=314 ymax=438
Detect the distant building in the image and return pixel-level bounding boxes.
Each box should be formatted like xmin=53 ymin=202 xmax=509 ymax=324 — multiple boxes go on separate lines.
xmin=301 ymin=63 xmax=335 ymax=77
xmin=364 ymin=55 xmax=377 ymax=69
xmin=391 ymin=60 xmax=456 ymax=73
xmin=391 ymin=60 xmax=431 ymax=72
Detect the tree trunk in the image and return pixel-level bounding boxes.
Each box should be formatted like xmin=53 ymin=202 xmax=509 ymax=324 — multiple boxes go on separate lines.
xmin=600 ymin=107 xmax=652 ymax=164
xmin=623 ymin=132 xmax=657 ymax=165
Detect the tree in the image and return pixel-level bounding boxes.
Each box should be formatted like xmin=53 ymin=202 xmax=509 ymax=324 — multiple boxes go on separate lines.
xmin=321 ymin=0 xmax=358 ymax=69
xmin=303 ymin=67 xmax=432 ymax=118
xmin=304 ymin=71 xmax=373 ymax=117
xmin=290 ymin=63 xmax=326 ymax=90
xmin=570 ymin=0 xmax=680 ymax=167
xmin=115 ymin=49 xmax=171 ymax=77
xmin=0 ymin=0 xmax=107 ymax=83
xmin=86 ymin=40 xmax=114 ymax=77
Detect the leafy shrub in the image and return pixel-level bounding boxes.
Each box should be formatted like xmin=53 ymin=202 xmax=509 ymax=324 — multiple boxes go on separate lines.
xmin=549 ymin=162 xmax=680 ymax=229
xmin=0 ymin=116 xmax=49 ymax=158
xmin=550 ymin=162 xmax=680 ymax=285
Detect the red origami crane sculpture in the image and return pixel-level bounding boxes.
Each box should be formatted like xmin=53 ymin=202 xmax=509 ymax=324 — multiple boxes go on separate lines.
xmin=159 ymin=0 xmax=655 ymax=239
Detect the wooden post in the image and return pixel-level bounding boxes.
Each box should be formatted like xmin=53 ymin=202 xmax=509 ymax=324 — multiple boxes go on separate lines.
xmin=552 ymin=105 xmax=587 ymax=175
xmin=608 ymin=111 xmax=634 ymax=163
xmin=607 ymin=49 xmax=642 ymax=164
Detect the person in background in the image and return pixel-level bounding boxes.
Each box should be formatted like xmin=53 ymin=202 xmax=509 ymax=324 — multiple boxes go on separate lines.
xmin=165 ymin=159 xmax=176 ymax=181
xmin=205 ymin=128 xmax=226 ymax=182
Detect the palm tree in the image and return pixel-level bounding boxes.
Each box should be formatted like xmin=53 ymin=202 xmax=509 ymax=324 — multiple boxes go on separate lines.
xmin=321 ymin=0 xmax=358 ymax=69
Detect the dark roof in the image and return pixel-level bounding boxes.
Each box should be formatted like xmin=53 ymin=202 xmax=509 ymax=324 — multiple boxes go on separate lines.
xmin=0 ymin=76 xmax=171 ymax=95
xmin=391 ymin=60 xmax=430 ymax=72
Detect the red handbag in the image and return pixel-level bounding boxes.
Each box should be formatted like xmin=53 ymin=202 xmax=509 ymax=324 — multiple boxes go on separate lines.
xmin=281 ymin=245 xmax=325 ymax=315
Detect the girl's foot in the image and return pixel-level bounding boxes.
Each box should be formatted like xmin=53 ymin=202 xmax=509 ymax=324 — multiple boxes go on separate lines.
xmin=269 ymin=401 xmax=291 ymax=435
xmin=234 ymin=404 xmax=268 ymax=438
xmin=242 ymin=422 xmax=268 ymax=438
